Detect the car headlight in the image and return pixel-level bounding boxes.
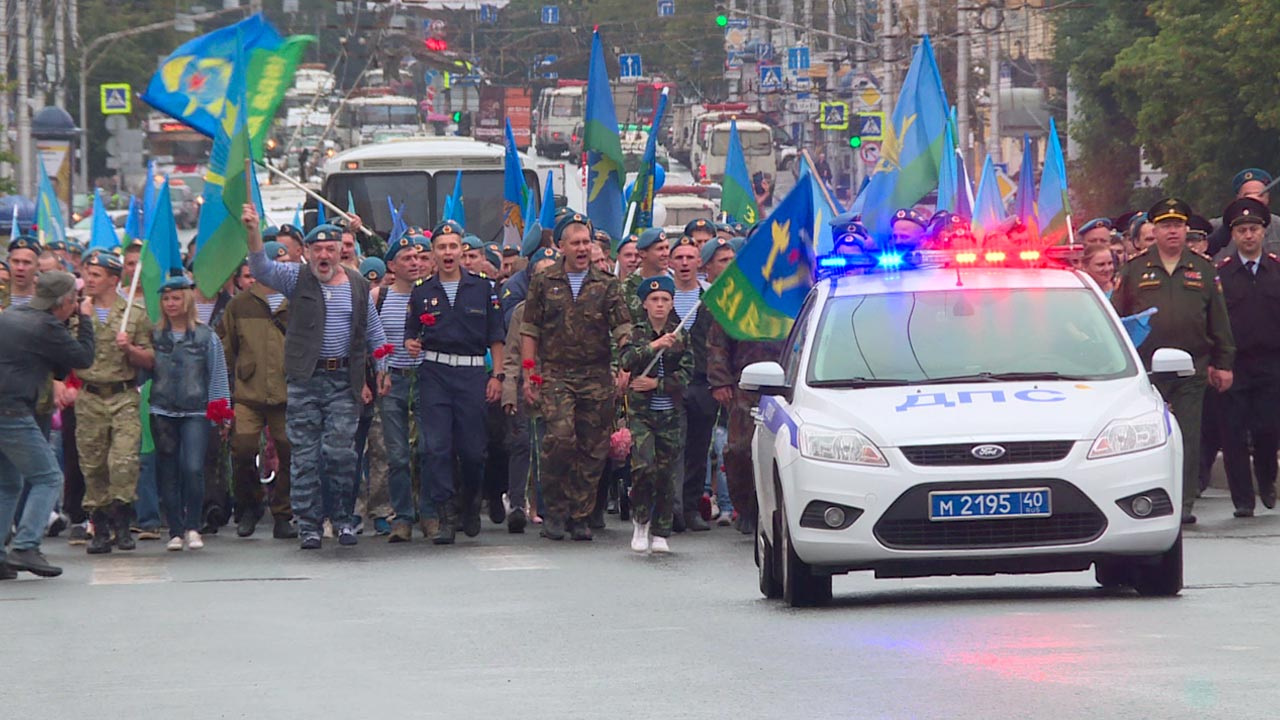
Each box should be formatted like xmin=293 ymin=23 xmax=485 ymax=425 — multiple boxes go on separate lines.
xmin=798 ymin=426 xmax=888 ymax=467
xmin=1088 ymin=409 xmax=1167 ymax=459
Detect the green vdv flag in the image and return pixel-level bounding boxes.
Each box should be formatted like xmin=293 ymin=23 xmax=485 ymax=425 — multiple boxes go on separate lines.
xmin=720 ymin=120 xmax=760 ymax=226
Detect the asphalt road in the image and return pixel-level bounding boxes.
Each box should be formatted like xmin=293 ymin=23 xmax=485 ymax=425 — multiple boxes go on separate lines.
xmin=3 ymin=488 xmax=1278 ymax=719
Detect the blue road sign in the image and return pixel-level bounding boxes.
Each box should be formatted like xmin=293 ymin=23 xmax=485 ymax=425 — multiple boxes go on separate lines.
xmin=657 ymin=0 xmax=674 ymax=17
xmin=759 ymin=64 xmax=783 ymax=92
xmin=479 ymin=4 xmax=498 ymax=23
xmin=857 ymin=112 xmax=884 ymax=139
xmin=541 ymin=5 xmax=559 ymax=24
xmin=726 ymin=18 xmax=748 ymax=29
xmin=787 ymin=46 xmax=811 ymax=74
xmin=619 ymin=54 xmax=643 ymax=79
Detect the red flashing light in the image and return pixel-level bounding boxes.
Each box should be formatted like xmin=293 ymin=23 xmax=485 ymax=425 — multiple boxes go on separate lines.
xmin=424 ymin=38 xmax=449 ymax=52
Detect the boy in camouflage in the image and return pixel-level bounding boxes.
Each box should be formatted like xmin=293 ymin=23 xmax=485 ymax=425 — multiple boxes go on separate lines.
xmin=620 ymin=275 xmax=692 ymax=553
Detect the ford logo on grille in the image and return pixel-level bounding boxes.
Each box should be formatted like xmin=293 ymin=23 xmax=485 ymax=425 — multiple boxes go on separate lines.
xmin=971 ymin=444 xmax=1007 ymax=460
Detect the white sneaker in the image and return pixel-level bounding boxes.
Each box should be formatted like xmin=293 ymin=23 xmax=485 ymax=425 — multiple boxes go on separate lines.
xmin=650 ymin=536 xmax=670 ymax=554
xmin=185 ymin=531 xmax=204 ymax=550
xmin=630 ymin=520 xmax=650 ymax=553
xmin=166 ymin=536 xmax=184 ymax=552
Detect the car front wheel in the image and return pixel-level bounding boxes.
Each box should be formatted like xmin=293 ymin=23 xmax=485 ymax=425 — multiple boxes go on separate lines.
xmin=779 ymin=496 xmax=832 ymax=607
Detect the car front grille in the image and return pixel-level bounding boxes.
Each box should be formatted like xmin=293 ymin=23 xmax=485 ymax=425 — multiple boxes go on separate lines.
xmin=873 ymin=479 xmax=1107 ymax=550
xmin=899 ymin=441 xmax=1075 ymax=466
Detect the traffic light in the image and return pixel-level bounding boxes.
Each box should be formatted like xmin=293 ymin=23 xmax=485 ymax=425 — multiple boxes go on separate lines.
xmin=714 ymin=2 xmax=728 ymax=27
xmin=849 ymin=134 xmax=863 ymax=149
xmin=451 ymin=111 xmax=462 ymax=123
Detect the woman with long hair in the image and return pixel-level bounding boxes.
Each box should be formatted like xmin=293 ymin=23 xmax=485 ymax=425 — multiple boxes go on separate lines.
xmin=149 ymin=276 xmax=231 ymax=551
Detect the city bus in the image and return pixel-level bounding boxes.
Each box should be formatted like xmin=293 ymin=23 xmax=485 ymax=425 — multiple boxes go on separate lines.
xmin=335 ymin=92 xmax=423 ymax=149
xmin=321 ymin=136 xmax=565 ymax=244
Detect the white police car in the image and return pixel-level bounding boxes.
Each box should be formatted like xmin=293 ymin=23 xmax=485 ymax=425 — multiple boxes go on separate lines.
xmin=742 ymin=265 xmax=1192 ymax=607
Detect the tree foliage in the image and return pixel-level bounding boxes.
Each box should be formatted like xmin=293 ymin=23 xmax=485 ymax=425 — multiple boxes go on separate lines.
xmin=1058 ymin=0 xmax=1280 ymax=218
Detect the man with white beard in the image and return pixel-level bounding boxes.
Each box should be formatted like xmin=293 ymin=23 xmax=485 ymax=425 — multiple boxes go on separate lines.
xmin=243 ymin=205 xmax=392 ymax=550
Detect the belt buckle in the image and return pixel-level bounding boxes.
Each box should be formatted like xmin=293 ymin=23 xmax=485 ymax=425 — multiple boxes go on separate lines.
xmin=325 ymin=358 xmax=341 ymax=372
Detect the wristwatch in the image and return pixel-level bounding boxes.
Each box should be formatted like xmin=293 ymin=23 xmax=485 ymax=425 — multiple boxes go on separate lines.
xmin=491 ymin=372 xmax=506 ymax=381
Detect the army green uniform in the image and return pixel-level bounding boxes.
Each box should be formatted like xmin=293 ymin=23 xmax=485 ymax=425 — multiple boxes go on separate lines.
xmin=77 ymin=296 xmax=153 ymax=512
xmin=706 ymin=319 xmax=784 ymax=526
xmin=1112 ymin=247 xmax=1235 ymax=515
xmin=620 ymin=315 xmax=693 ymax=537
xmin=622 ymin=271 xmax=646 ymax=324
xmin=521 ymin=260 xmax=632 ymax=525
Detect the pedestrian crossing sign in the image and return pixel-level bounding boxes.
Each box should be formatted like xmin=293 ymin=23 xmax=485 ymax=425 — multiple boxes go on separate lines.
xmin=856 ymin=111 xmax=885 ymax=141
xmin=819 ymin=101 xmax=848 ymax=130
xmin=101 ymin=84 xmax=132 ymax=115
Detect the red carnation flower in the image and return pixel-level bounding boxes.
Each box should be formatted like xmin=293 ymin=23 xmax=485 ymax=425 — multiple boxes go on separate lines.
xmin=419 ymin=312 xmax=437 ymax=327
xmin=65 ymin=372 xmax=83 ymax=390
xmin=528 ymin=374 xmax=544 ymax=386
xmin=205 ymin=398 xmax=234 ymax=424
xmin=372 ymin=343 xmax=395 ymax=360
xmin=522 ymin=359 xmax=536 ymax=370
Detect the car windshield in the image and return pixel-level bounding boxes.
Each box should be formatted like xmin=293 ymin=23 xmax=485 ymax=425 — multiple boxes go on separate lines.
xmin=550 ymin=94 xmax=581 ymax=118
xmin=353 ymin=105 xmax=419 ymax=126
xmin=807 ymin=288 xmax=1136 ymax=386
xmin=711 ymin=128 xmax=773 ymax=156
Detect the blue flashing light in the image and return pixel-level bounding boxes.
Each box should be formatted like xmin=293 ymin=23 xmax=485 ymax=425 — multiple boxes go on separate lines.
xmin=877 ymin=252 xmax=904 ymax=269
xmin=819 ymin=256 xmax=851 ymax=269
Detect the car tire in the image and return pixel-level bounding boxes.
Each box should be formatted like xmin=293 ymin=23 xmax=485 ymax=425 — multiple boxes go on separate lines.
xmin=779 ymin=496 xmax=832 ymax=607
xmin=1131 ymin=533 xmax=1183 ymax=597
xmin=1093 ymin=560 xmax=1129 ymax=589
xmin=757 ymin=511 xmax=782 ymax=599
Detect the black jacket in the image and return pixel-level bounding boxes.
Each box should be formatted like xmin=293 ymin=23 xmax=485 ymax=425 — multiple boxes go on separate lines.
xmin=1217 ymin=253 xmax=1280 ymax=362
xmin=0 ymin=306 xmax=95 ymax=416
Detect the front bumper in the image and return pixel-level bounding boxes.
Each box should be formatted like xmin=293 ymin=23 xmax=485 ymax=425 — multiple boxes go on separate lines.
xmin=777 ymin=441 xmax=1182 ymax=577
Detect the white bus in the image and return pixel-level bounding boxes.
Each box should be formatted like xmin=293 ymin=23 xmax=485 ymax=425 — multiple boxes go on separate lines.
xmin=322 ymin=136 xmax=567 ymax=244
xmin=335 ymin=94 xmax=422 ymax=149
xmin=534 ymin=85 xmax=585 ymax=159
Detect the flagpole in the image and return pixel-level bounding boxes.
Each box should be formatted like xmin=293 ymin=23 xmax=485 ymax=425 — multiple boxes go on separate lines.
xmin=622 ymin=201 xmax=638 ymax=237
xmin=800 ymin=149 xmax=840 ymax=213
xmin=256 ymin=160 xmax=377 ymax=238
xmin=118 ymin=236 xmax=149 ymax=334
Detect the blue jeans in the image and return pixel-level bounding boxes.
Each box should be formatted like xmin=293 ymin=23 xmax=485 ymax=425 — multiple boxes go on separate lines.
xmin=134 ymin=452 xmax=162 ymax=530
xmin=381 ymin=371 xmax=421 ymax=523
xmin=287 ymin=372 xmax=359 ymax=534
xmin=0 ymin=414 xmax=65 ymax=552
xmin=151 ymin=415 xmax=210 ymax=537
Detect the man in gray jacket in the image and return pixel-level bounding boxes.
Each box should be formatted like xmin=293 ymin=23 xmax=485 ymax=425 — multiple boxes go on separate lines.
xmin=0 ymin=271 xmax=95 ymax=579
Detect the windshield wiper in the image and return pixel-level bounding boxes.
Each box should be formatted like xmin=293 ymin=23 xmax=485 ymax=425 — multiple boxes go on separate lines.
xmin=809 ymin=378 xmax=913 ymax=388
xmin=920 ymin=371 xmax=1090 ymax=384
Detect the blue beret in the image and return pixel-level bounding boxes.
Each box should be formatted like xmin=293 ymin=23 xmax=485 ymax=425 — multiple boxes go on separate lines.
xmin=412 ymin=233 xmax=431 ymax=250
xmin=553 ymin=211 xmax=593 ymax=243
xmin=1232 ymin=168 xmax=1272 ymax=194
xmin=263 ymin=241 xmax=289 ymax=260
xmin=159 ymin=274 xmax=194 ymax=293
xmin=891 ymin=208 xmax=928 ymax=229
xmin=1078 ymin=217 xmax=1114 ymax=234
xmin=714 ymin=222 xmax=733 ymax=235
xmin=84 ymin=250 xmax=123 ymax=272
xmin=359 ymin=257 xmax=386 ymax=281
xmin=432 ymin=220 xmax=465 ymax=238
xmin=637 ymin=274 xmax=675 ymax=301
xmin=530 ymin=247 xmax=561 ymax=264
xmin=636 ymin=227 xmax=668 ymax=251
xmin=1224 ymin=197 xmax=1270 ymax=229
xmin=304 ymin=223 xmax=344 ymax=244
xmin=614 ymin=232 xmax=639 ymax=252
xmin=262 ymin=225 xmax=280 ymax=241
xmin=277 ymin=224 xmax=304 ymax=241
xmin=729 ymin=237 xmax=746 ymax=253
xmin=384 ymin=235 xmax=416 ymax=263
xmin=592 ymin=229 xmax=614 ymax=245
xmin=46 ymin=238 xmax=66 ymax=252
xmin=461 ymin=234 xmax=484 ymax=251
xmin=700 ymin=236 xmax=733 ymax=265
xmin=729 ymin=221 xmax=747 ymax=236
xmin=483 ymin=242 xmax=502 ymax=269
xmin=683 ymin=218 xmax=714 ymax=237
xmin=7 ymin=234 xmax=41 ymax=254
xmin=68 ymin=241 xmax=85 ymax=255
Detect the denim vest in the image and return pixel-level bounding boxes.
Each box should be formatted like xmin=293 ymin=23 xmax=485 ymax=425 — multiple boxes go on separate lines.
xmin=151 ymin=324 xmax=212 ymax=413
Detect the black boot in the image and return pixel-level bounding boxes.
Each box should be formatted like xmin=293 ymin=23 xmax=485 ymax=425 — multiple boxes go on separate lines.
xmin=541 ymin=514 xmax=566 ymax=541
xmin=433 ymin=504 xmax=457 ymax=545
xmin=87 ymin=511 xmax=113 ymax=554
xmin=587 ymin=502 xmax=606 ymax=530
xmin=113 ymin=504 xmax=136 ymax=551
xmin=570 ymin=517 xmax=593 ymax=541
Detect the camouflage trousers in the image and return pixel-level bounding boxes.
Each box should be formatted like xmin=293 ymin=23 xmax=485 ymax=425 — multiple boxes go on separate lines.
xmin=629 ymin=406 xmax=686 ymax=537
xmin=76 ymin=388 xmax=141 ymax=511
xmin=231 ymin=402 xmax=292 ymax=520
xmin=725 ymin=390 xmax=759 ymax=520
xmin=286 ymin=371 xmax=359 ymax=534
xmin=539 ymin=371 xmax=615 ymax=522
xmin=356 ymin=407 xmax=393 ymax=520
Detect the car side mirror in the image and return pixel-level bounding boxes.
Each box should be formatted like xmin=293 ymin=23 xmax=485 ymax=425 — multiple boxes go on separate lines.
xmin=739 ymin=361 xmax=788 ymax=395
xmin=1150 ymin=347 xmax=1195 ymax=377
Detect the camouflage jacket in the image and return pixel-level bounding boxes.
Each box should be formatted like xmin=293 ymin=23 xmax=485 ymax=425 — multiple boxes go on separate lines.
xmin=619 ymin=314 xmax=693 ymax=409
xmin=706 ymin=316 xmax=784 ymax=391
xmin=521 ymin=259 xmax=631 ymax=372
